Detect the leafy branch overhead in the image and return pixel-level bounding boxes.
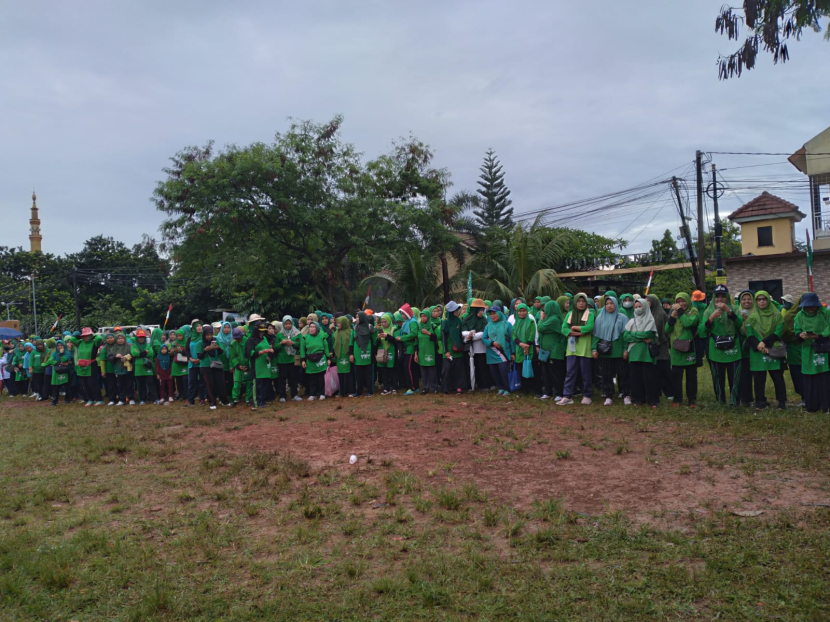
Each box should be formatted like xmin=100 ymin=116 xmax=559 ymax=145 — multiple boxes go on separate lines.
xmin=715 ymin=0 xmax=830 ymax=79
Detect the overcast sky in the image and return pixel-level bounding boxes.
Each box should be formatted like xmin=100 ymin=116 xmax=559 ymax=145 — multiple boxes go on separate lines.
xmin=1 ymin=1 xmax=828 ymax=257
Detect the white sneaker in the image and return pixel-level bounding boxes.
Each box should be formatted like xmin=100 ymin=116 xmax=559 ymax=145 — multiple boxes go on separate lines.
xmin=319 ymin=396 xmax=326 ymax=400
xmin=604 ymin=398 xmax=612 ymax=406
xmin=539 ymin=395 xmax=550 ymax=400
xmin=116 ymin=401 xmax=124 ymax=406
xmin=107 ymin=401 xmax=115 ymax=406
xmin=554 ymin=396 xmax=562 ymax=402
xmin=293 ymin=396 xmax=302 ymax=402
xmin=279 ymin=398 xmax=286 ymax=403
xmin=557 ymin=397 xmax=574 ymax=405
xmin=581 ymin=397 xmax=592 ymax=405
xmin=139 ymin=401 xmax=145 ymax=406
xmin=624 ymin=396 xmax=632 ymax=406
xmin=210 ymin=405 xmax=216 ymax=410
xmin=168 ymin=397 xmax=174 ymax=403
xmin=308 ymin=396 xmax=316 ymax=401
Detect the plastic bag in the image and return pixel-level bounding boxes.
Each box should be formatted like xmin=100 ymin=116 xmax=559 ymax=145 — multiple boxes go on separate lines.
xmin=325 ymin=365 xmax=340 ymax=396
xmin=508 ymin=363 xmax=521 ymax=392
xmin=522 ymin=357 xmax=534 ymax=379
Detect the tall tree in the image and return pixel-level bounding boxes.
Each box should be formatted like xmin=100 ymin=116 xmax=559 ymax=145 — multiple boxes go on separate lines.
xmin=474 ymin=149 xmax=514 ymax=231
xmin=715 ymin=1 xmax=830 ymax=79
xmin=649 ymin=229 xmax=680 ymax=263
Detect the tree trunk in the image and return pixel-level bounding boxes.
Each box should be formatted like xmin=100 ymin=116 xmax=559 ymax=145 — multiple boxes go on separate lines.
xmin=441 ymin=254 xmax=450 ymax=304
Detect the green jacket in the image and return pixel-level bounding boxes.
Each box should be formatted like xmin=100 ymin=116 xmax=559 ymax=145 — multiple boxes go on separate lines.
xmin=624 ymin=330 xmax=657 ymax=364
xmin=48 ymin=348 xmax=73 ymax=386
xmin=794 ymin=310 xmax=830 ymax=375
xmin=666 ymin=307 xmax=699 ymax=367
xmin=561 ymin=305 xmax=595 ymax=358
xmin=415 ymin=319 xmax=439 ymax=367
xmin=537 ymin=301 xmax=565 ymax=361
xmin=131 ymin=339 xmax=157 ymax=378
xmin=251 ymin=339 xmax=272 ymax=379
xmin=399 ymin=319 xmax=419 ymax=355
xmin=699 ymin=303 xmax=743 ymax=363
xmin=300 ymin=331 xmax=330 ymax=375
xmin=351 ymin=331 xmax=376 ymax=367
xmin=67 ymin=335 xmax=104 ymax=377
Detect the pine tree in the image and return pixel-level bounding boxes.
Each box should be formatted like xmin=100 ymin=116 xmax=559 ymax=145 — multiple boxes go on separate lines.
xmin=474 ymin=149 xmax=514 ymax=230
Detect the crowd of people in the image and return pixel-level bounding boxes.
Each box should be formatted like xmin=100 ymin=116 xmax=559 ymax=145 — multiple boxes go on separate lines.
xmin=2 ymin=286 xmax=829 ymax=412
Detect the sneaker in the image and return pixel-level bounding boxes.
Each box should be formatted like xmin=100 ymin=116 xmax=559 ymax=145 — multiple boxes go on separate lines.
xmin=671 ymin=402 xmax=680 ymax=408
xmin=381 ymin=390 xmax=390 ymax=396
xmin=557 ymin=397 xmax=574 ymax=405
xmin=554 ymin=396 xmax=562 ymax=402
xmin=279 ymin=398 xmax=286 ymax=403
xmin=777 ymin=401 xmax=787 ymax=410
xmin=798 ymin=401 xmax=806 ymax=408
xmin=365 ymin=394 xmax=373 ymax=398
xmin=168 ymin=397 xmax=174 ymax=403
xmin=162 ymin=401 xmax=169 ymax=406
xmin=581 ymin=397 xmax=592 ymax=405
xmin=319 ymin=396 xmax=326 ymax=400
xmin=420 ymin=390 xmax=428 ymax=395
xmin=623 ymin=396 xmax=632 ymax=406
xmin=604 ymin=398 xmax=612 ymax=406
xmin=85 ymin=401 xmax=93 ymax=407
xmin=139 ymin=401 xmax=145 ymax=406
xmin=107 ymin=401 xmax=115 ymax=406
xmin=130 ymin=401 xmax=136 ymax=406
xmin=404 ymin=390 xmax=415 ymax=396
xmin=210 ymin=405 xmax=216 ymax=410
xmin=349 ymin=394 xmax=358 ymax=398
xmin=539 ymin=395 xmax=551 ymax=400
xmin=392 ymin=390 xmax=398 ymax=394
xmin=293 ymin=396 xmax=302 ymax=402
xmin=116 ymin=401 xmax=124 ymax=406
xmin=50 ymin=402 xmax=57 ymax=407
xmin=689 ymin=403 xmax=698 ymax=409
xmin=501 ymin=390 xmax=510 ymax=396
xmin=94 ymin=401 xmax=104 ymax=406
xmin=308 ymin=396 xmax=316 ymax=401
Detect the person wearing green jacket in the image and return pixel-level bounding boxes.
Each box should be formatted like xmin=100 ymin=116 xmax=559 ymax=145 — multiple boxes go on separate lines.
xmin=700 ymin=284 xmax=744 ymax=406
xmin=98 ymin=333 xmax=117 ymax=404
xmin=482 ymin=306 xmax=513 ymax=395
xmin=415 ymin=309 xmax=440 ymax=394
xmin=744 ymin=290 xmax=787 ymax=410
xmin=374 ymin=313 xmax=396 ymax=395
xmin=530 ymin=296 xmax=544 ymax=321
xmin=332 ymin=316 xmax=354 ymax=397
xmin=624 ymin=298 xmax=659 ymax=407
xmin=131 ymin=328 xmax=159 ymax=405
xmin=107 ymin=332 xmax=132 ymax=405
xmin=198 ymin=324 xmax=229 ymax=409
xmin=781 ymin=295 xmax=806 ymax=407
xmin=67 ymin=327 xmax=104 ymax=406
xmin=351 ymin=312 xmax=377 ymax=397
xmin=441 ymin=301 xmax=465 ymax=395
xmin=736 ymin=289 xmax=756 ymax=407
xmin=170 ymin=329 xmax=189 ymax=401
xmin=228 ymin=327 xmax=253 ymax=406
xmin=666 ymin=293 xmax=700 ymax=407
xmin=461 ymin=299 xmax=491 ymax=393
xmin=512 ymin=303 xmax=537 ymax=395
xmin=276 ymin=316 xmax=302 ymax=402
xmin=27 ymin=339 xmax=46 ymax=401
xmin=537 ymin=299 xmax=566 ymax=400
xmin=48 ymin=340 xmax=73 ymax=405
xmin=558 ymin=293 xmax=596 ymax=405
xmin=591 ymin=295 xmax=629 ymax=406
xmin=249 ymin=323 xmax=273 ymax=409
xmin=396 ymin=304 xmax=419 ymax=395
xmin=300 ymin=320 xmax=330 ymax=400
xmin=618 ymin=294 xmax=635 ymax=321
xmin=266 ymin=322 xmax=282 ymax=402
xmin=794 ymin=292 xmax=830 ymax=412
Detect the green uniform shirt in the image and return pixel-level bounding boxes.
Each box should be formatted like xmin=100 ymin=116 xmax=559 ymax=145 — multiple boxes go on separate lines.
xmin=400 ymin=320 xmax=419 ymax=355
xmin=537 ymin=314 xmax=565 ymax=360
xmin=666 ymin=310 xmax=700 ymax=367
xmin=794 ymin=312 xmax=830 ymax=375
xmin=131 ymin=341 xmax=157 ymax=377
xmin=745 ymin=323 xmax=784 ymax=372
xmin=351 ymin=331 xmax=376 ymax=367
xmin=300 ymin=332 xmax=330 ymax=375
xmin=415 ymin=322 xmax=439 ymax=367
xmin=699 ymin=309 xmax=743 ymax=363
xmin=561 ymin=309 xmax=595 ymax=358
xmin=252 ymin=339 xmax=272 ymax=379
xmin=513 ymin=321 xmax=536 ymax=363
xmin=48 ymin=350 xmax=72 ymax=386
xmin=624 ymin=330 xmax=658 ymax=363
xmin=171 ymin=339 xmax=189 ymax=377
xmin=67 ymin=335 xmax=103 ymax=377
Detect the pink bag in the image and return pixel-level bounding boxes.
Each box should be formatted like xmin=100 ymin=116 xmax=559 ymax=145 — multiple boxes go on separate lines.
xmin=325 ymin=365 xmax=340 ymax=397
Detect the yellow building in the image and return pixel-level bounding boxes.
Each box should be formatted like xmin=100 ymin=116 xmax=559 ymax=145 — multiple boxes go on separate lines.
xmin=29 ymin=191 xmax=42 ymax=253
xmin=789 ymin=124 xmax=830 ymax=250
xmin=727 ymin=192 xmax=804 ymax=256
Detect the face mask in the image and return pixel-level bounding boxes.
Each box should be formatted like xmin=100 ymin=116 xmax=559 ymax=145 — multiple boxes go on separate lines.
xmin=623 ymin=301 xmax=634 ymax=309
xmin=634 ymin=306 xmax=646 ymax=316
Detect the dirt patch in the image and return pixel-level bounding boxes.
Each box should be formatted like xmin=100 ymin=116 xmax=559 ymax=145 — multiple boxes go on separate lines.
xmin=182 ymin=396 xmax=828 ymax=524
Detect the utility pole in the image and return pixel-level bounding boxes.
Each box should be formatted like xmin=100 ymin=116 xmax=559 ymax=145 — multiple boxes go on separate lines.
xmin=708 ymin=164 xmax=724 ymax=277
xmin=672 ymin=177 xmax=701 ymax=291
xmin=695 ymin=150 xmax=706 ymax=289
xmin=72 ymin=266 xmax=81 ymax=331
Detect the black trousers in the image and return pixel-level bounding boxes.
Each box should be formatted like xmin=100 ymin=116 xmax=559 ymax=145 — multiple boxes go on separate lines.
xmin=598 ymin=357 xmax=628 ymax=399
xmin=277 ymin=363 xmax=299 ymax=399
xmin=419 ymin=365 xmax=439 ymax=393
xmin=338 ymin=371 xmax=352 ymax=397
xmin=202 ymin=367 xmax=227 ymax=406
xmin=472 ymin=353 xmax=492 ymax=390
xmin=188 ymin=367 xmax=201 ymax=403
xmin=656 ymin=359 xmax=673 ymax=399
xmin=255 ymin=377 xmax=269 ymax=406
xmin=789 ymin=364 xmax=804 ymax=400
xmin=671 ymin=365 xmax=698 ymax=405
xmin=443 ymin=356 xmax=465 ymax=392
xmin=115 ymin=374 xmax=130 ymax=402
xmin=105 ymin=374 xmax=117 ymax=402
xmin=540 ymin=358 xmax=566 ymax=397
xmin=307 ymin=372 xmax=324 ymax=397
xmin=629 ymin=362 xmax=659 ymax=406
xmin=753 ymin=369 xmax=787 ymax=405
xmin=738 ymin=356 xmax=753 ymax=405
xmin=378 ymin=366 xmax=394 ymax=392
xmin=354 ymin=365 xmax=374 ymax=395
xmin=711 ymin=360 xmax=740 ymax=405
xmin=135 ymin=376 xmax=158 ymax=403
xmin=803 ymin=372 xmax=830 ymax=412
xmin=52 ymin=382 xmax=71 ymax=404
xmin=31 ymin=372 xmax=45 ymax=398
xmin=81 ymin=375 xmax=102 ymax=402
xmin=174 ymin=375 xmax=187 ymax=400
xmin=400 ymin=353 xmax=417 ymax=391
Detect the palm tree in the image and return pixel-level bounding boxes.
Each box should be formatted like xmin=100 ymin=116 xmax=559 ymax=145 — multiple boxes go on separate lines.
xmin=469 ymin=215 xmax=563 ymax=303
xmin=361 ymin=248 xmax=461 ymax=310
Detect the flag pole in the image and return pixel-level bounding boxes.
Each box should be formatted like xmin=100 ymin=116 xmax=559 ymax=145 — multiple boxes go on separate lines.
xmin=806 ymin=230 xmax=814 ymax=293
xmin=644 ymin=269 xmax=655 ymax=296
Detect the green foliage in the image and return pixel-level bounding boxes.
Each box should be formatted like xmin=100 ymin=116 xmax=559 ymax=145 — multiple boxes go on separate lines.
xmin=473 ymin=149 xmax=513 ymax=230
xmin=650 ymin=229 xmax=679 ymax=259
xmin=705 ymin=219 xmax=743 ymax=261
xmin=554 ymin=228 xmax=626 ymax=271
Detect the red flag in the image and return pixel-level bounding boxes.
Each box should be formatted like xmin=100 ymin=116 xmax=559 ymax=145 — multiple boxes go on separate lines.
xmin=49 ymin=313 xmax=64 ymax=333
xmin=362 ymin=287 xmax=371 ymax=310
xmin=644 ymin=269 xmax=655 ymax=296
xmin=163 ymin=304 xmax=173 ymax=328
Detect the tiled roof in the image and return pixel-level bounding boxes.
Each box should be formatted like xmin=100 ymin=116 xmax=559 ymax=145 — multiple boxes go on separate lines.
xmin=728 ymin=191 xmax=806 ymax=221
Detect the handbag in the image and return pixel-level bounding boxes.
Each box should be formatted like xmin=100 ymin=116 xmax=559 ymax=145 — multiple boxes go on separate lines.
xmin=814 ymin=337 xmax=830 ymax=354
xmin=648 ymin=342 xmax=660 ymax=359
xmin=714 ymin=335 xmax=736 ymax=351
xmin=143 ymin=358 xmax=154 ymax=370
xmin=375 ymin=348 xmax=389 ymax=364
xmin=209 ymin=360 xmax=224 ymax=369
xmin=538 ymin=348 xmax=551 ymax=362
xmin=508 ymin=363 xmax=521 ymax=392
xmin=307 ymin=352 xmax=324 ymax=363
xmin=77 ymin=359 xmax=93 ymax=368
xmin=175 ymin=353 xmax=188 ymax=364
xmin=522 ymin=357 xmax=534 ymax=379
xmin=596 ymin=339 xmax=612 ymax=355
xmin=55 ymin=362 xmax=72 ymax=375
xmin=672 ymin=339 xmax=692 ymax=353
xmin=767 ymin=344 xmax=787 ymax=359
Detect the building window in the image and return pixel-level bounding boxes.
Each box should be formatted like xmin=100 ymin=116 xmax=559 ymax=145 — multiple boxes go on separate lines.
xmin=757 ymin=226 xmax=773 ymax=247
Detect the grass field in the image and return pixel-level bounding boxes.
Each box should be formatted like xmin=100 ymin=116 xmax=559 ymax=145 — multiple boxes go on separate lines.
xmin=1 ymin=374 xmax=829 ymax=621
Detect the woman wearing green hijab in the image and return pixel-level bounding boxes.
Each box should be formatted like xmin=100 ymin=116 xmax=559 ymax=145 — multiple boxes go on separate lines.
xmin=744 ymin=290 xmax=787 ymax=409
xmin=736 ymin=289 xmax=756 ymax=406
xmin=333 ymin=316 xmax=353 ymax=397
xmin=537 ymin=299 xmax=565 ymax=400
xmin=618 ymin=294 xmax=635 ymax=320
xmin=512 ymin=303 xmax=537 ymax=395
xmin=558 ymin=293 xmax=596 ymax=405
xmin=667 ymin=293 xmax=700 ymax=407
xmin=442 ymin=301 xmax=465 ymax=394
xmin=700 ymin=284 xmax=744 ymax=405
xmin=781 ymin=295 xmax=805 ymax=405
xmin=171 ymin=329 xmax=189 ymax=401
xmin=300 ymin=320 xmax=330 ymax=400
xmin=415 ymin=309 xmax=440 ymax=394
xmin=377 ymin=312 xmax=398 ymax=394
xmin=794 ymin=292 xmax=830 ymax=412
xmin=351 ymin=311 xmax=376 ymax=397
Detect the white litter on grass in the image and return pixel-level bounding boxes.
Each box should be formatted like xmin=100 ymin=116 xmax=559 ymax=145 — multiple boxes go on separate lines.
xmin=349 ymin=455 xmax=357 ymax=465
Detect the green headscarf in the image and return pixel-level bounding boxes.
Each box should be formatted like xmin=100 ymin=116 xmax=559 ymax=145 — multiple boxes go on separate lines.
xmin=747 ymin=290 xmax=782 ymax=338
xmin=703 ymin=292 xmax=739 ymax=334
xmin=556 ymin=295 xmax=570 ymax=314
xmin=797 ymin=305 xmax=830 ymax=335
xmin=513 ymin=303 xmax=534 ymax=343
xmin=782 ymin=295 xmax=803 ymax=342
xmin=568 ymin=294 xmax=590 ymax=327
xmin=669 ymin=292 xmax=698 ymax=340
xmin=334 ymin=316 xmax=352 ymax=358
